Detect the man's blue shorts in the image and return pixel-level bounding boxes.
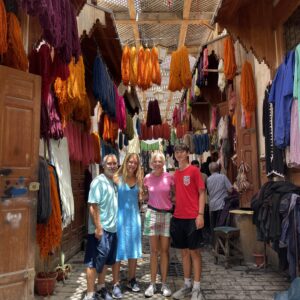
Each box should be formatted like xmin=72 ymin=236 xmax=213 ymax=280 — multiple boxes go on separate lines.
xmin=84 ymin=231 xmax=117 ymax=273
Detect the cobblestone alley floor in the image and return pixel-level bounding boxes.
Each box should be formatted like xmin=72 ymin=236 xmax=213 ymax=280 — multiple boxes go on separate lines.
xmin=35 ymin=235 xmax=290 ymax=300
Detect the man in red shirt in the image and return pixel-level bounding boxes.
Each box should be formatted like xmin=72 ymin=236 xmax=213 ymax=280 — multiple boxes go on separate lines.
xmin=171 ymin=143 xmax=205 ymax=300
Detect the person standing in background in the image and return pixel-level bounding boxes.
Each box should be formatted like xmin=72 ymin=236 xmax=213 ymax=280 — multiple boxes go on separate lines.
xmin=206 ymin=162 xmax=233 ymax=236
xmin=112 ymin=153 xmax=143 ymax=299
xmin=84 ymin=154 xmax=118 ymax=300
xmin=171 ymin=144 xmax=205 ymax=300
xmin=143 ymin=151 xmax=174 ymax=298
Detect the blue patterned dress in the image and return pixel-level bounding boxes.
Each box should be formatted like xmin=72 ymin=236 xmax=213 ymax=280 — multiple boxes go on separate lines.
xmin=116 ymin=179 xmax=142 ymax=261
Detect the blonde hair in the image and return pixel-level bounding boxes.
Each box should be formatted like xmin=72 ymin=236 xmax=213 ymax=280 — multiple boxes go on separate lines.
xmin=115 ymin=153 xmax=143 ymax=188
xmin=150 ymin=151 xmax=166 ymax=167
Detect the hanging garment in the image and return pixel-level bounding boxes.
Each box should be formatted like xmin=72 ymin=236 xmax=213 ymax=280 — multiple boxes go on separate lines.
xmin=207 ymin=50 xmax=219 ymax=87
xmin=263 ymin=87 xmax=285 ymax=177
xmin=223 ymin=36 xmax=237 ymax=80
xmin=269 ymin=51 xmax=295 ymax=149
xmin=37 ymin=158 xmax=51 ymax=224
xmin=293 ymin=45 xmax=300 ymax=129
xmin=217 ymin=59 xmax=226 ymax=92
xmin=286 ymin=100 xmax=300 ymax=168
xmin=50 ymin=138 xmax=74 ymax=227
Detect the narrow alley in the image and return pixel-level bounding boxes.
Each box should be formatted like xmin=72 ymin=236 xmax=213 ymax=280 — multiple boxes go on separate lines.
xmin=35 ymin=234 xmax=290 ymax=300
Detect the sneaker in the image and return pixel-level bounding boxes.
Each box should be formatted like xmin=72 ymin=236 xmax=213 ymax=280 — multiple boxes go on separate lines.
xmin=191 ymin=288 xmax=202 ymax=300
xmin=161 ymin=284 xmax=172 ymax=297
xmin=144 ymin=283 xmax=157 ymax=297
xmin=127 ymin=277 xmax=140 ymax=292
xmin=112 ymin=284 xmax=123 ymax=299
xmin=172 ymin=284 xmax=192 ymax=299
xmin=83 ymin=294 xmax=97 ymax=300
xmin=96 ymin=287 xmax=113 ymax=300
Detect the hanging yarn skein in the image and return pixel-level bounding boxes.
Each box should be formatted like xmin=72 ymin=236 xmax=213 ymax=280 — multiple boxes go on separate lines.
xmin=121 ymin=45 xmax=130 ymax=85
xmin=151 ymin=47 xmax=161 ymax=85
xmin=129 ymin=46 xmax=138 ymax=86
xmin=223 ymin=36 xmax=237 ymax=80
xmin=0 ymin=0 xmax=7 ymax=54
xmin=240 ymin=61 xmax=257 ymax=128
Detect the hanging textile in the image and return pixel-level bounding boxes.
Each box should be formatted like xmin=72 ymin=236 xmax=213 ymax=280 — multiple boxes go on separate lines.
xmin=123 ymin=110 xmax=134 ymax=140
xmin=36 ymin=164 xmax=62 ymax=258
xmin=168 ymin=50 xmax=183 ymax=92
xmin=115 ymin=85 xmax=126 ymax=130
xmin=50 ymin=138 xmax=74 ymax=227
xmin=0 ymin=0 xmax=7 ymax=54
xmin=3 ymin=12 xmax=28 ymax=71
xmin=294 ymin=45 xmax=300 ymax=128
xmin=223 ymin=36 xmax=237 ymax=80
xmin=240 ymin=61 xmax=257 ymax=128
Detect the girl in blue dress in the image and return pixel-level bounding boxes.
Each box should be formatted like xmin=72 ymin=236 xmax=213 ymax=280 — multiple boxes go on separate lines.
xmin=112 ymin=153 xmax=143 ymax=298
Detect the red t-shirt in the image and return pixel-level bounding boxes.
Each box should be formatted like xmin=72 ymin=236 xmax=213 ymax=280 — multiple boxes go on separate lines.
xmin=174 ymin=165 xmax=205 ymax=219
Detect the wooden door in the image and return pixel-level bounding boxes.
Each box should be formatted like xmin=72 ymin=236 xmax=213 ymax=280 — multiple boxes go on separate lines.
xmin=234 ymin=71 xmax=260 ymax=208
xmin=0 ymin=66 xmax=41 ymax=299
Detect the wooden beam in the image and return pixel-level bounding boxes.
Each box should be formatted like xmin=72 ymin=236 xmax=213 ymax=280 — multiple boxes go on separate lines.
xmin=115 ymin=18 xmax=213 ymax=27
xmin=272 ymin=0 xmax=300 ymax=28
xmin=127 ymin=0 xmax=140 ymax=47
xmin=178 ymin=0 xmax=192 ymax=48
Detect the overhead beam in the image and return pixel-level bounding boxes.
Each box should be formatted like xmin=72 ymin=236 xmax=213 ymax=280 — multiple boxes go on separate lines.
xmin=115 ymin=18 xmax=213 ymax=28
xmin=178 ymin=0 xmax=192 ymax=48
xmin=127 ymin=0 xmax=140 ymax=47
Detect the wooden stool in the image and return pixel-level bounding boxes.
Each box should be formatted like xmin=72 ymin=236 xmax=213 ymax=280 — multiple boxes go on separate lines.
xmin=212 ymin=226 xmax=243 ymax=268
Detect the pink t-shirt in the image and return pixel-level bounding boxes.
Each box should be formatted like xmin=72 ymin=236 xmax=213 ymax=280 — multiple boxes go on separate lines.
xmin=144 ymin=172 xmax=174 ymax=210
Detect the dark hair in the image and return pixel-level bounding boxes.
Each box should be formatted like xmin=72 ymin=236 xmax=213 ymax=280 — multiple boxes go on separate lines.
xmin=174 ymin=143 xmax=189 ymax=152
xmin=191 ymin=160 xmax=200 ymax=167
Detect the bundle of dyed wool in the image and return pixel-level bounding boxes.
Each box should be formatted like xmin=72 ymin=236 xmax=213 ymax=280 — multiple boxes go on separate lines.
xmin=21 ymin=0 xmax=80 ymax=63
xmin=121 ymin=45 xmax=130 ymax=85
xmin=129 ymin=46 xmax=138 ymax=86
xmin=0 ymin=0 xmax=7 ymax=54
xmin=240 ymin=61 xmax=256 ymax=128
xmin=168 ymin=46 xmax=191 ymax=92
xmin=142 ymin=48 xmax=152 ymax=90
xmin=151 ymin=47 xmax=161 ymax=85
xmin=3 ymin=12 xmax=28 ymax=71
xmin=93 ymin=55 xmax=116 ymax=118
xmin=137 ymin=46 xmax=145 ymax=88
xmin=223 ymin=36 xmax=237 ymax=80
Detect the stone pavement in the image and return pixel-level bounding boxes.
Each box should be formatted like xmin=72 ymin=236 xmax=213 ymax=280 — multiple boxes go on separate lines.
xmin=35 ymin=235 xmax=290 ymax=300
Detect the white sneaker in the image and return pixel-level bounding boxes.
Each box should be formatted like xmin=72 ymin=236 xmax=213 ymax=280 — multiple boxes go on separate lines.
xmin=191 ymin=288 xmax=202 ymax=300
xmin=172 ymin=285 xmax=192 ymax=299
xmin=144 ymin=283 xmax=157 ymax=297
xmin=161 ymin=284 xmax=172 ymax=297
